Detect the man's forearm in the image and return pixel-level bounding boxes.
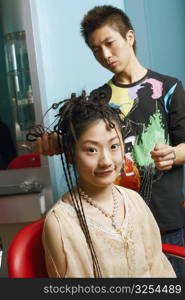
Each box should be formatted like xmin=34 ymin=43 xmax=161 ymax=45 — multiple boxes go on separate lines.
xmin=173 ymin=143 xmax=185 ymax=165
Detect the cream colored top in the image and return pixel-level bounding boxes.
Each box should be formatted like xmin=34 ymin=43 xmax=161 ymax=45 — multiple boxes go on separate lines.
xmin=42 ymin=186 xmax=176 ymax=278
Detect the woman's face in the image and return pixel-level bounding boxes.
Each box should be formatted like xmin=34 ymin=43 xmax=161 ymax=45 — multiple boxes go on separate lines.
xmin=75 ymin=119 xmax=124 ymax=191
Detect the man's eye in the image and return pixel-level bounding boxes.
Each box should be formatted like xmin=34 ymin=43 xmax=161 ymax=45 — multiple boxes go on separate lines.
xmin=107 ymin=40 xmax=114 ymax=46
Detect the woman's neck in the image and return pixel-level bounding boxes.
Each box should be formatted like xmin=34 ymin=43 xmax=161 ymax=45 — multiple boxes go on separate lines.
xmin=77 ymin=182 xmax=114 ymax=204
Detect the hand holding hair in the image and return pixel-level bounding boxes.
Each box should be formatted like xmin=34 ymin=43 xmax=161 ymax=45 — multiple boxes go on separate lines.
xmin=150 ymin=142 xmax=176 ymax=170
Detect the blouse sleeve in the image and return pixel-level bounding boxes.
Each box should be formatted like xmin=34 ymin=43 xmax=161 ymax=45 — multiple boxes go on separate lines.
xmin=42 ymin=211 xmax=67 ymax=277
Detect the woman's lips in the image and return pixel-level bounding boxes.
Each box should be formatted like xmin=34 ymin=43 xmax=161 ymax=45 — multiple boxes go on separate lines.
xmin=95 ymin=170 xmax=113 ymax=177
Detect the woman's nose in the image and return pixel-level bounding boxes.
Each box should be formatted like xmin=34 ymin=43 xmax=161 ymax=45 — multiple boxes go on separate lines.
xmin=98 ymin=151 xmax=112 ymax=167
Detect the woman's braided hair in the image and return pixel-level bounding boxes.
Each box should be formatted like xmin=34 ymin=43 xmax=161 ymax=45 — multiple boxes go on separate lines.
xmin=53 ymin=90 xmax=124 ymax=277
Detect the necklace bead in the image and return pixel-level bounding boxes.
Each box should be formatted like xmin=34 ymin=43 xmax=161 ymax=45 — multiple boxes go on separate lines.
xmin=79 ymin=186 xmax=121 ymax=232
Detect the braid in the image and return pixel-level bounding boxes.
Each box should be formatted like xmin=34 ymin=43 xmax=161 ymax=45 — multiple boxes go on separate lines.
xmin=62 ymin=108 xmax=102 ymax=277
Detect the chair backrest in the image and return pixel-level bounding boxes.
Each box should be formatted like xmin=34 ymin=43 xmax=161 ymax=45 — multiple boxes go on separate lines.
xmin=8 ymin=153 xmax=41 ymax=169
xmin=162 ymin=243 xmax=185 ymax=259
xmin=7 ymin=218 xmax=48 ymax=278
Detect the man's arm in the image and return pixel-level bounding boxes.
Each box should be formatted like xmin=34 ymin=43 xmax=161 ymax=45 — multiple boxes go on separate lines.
xmin=151 ymin=80 xmax=185 ymax=171
xmin=37 ymin=132 xmax=62 ymax=156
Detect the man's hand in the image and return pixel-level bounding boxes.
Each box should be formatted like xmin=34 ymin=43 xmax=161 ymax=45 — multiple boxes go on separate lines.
xmin=150 ymin=142 xmax=176 ymax=171
xmin=37 ymin=132 xmax=62 ymax=156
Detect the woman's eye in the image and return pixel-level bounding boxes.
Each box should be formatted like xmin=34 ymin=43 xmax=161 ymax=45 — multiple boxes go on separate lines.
xmin=87 ymin=147 xmax=97 ymax=153
xmin=111 ymin=144 xmax=120 ymax=150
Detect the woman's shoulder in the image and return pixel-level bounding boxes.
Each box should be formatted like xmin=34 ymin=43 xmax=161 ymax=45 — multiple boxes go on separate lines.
xmin=114 ymin=185 xmax=147 ymax=208
xmin=46 ymin=198 xmax=62 ymax=213
xmin=45 ymin=191 xmax=75 ymax=220
xmin=114 ymin=184 xmax=140 ymax=198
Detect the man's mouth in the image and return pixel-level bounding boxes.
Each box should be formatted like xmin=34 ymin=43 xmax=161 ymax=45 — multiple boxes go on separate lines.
xmin=108 ymin=61 xmax=117 ymax=67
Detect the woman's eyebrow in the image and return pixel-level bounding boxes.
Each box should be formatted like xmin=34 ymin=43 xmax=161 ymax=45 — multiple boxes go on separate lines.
xmin=81 ymin=140 xmax=99 ymax=145
xmin=82 ymin=136 xmax=119 ymax=145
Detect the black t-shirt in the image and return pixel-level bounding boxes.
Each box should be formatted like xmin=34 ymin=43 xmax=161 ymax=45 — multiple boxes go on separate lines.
xmin=91 ymin=69 xmax=185 ymax=231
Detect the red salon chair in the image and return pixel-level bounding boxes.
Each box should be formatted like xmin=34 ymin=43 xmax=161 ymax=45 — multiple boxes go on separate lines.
xmin=7 ymin=218 xmax=185 ymax=278
xmin=7 ymin=218 xmax=48 ymax=278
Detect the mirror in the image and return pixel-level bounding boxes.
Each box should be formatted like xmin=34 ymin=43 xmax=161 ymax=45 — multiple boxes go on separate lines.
xmin=0 ymin=1 xmax=39 ymax=170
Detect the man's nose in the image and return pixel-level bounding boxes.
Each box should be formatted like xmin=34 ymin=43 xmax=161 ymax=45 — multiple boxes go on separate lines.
xmin=102 ymin=46 xmax=111 ymax=60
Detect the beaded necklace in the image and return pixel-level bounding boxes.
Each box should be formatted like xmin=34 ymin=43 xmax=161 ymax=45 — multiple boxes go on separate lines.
xmin=79 ymin=186 xmax=121 ymax=233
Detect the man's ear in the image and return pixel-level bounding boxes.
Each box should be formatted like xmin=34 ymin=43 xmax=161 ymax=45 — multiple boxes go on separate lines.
xmin=126 ymin=30 xmax=135 ymax=47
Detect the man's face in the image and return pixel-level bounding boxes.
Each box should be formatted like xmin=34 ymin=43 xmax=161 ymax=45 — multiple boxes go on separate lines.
xmin=88 ymin=25 xmax=134 ymax=75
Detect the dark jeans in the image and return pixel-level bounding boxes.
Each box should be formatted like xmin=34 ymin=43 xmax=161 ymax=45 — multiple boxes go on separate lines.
xmin=161 ymin=227 xmax=185 ymax=278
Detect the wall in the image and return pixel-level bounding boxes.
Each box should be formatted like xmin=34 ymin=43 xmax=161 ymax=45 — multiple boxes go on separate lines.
xmin=125 ymin=0 xmax=185 ymax=85
xmin=144 ymin=0 xmax=185 ymax=85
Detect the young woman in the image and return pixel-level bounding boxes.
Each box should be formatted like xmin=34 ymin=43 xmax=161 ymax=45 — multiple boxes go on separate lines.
xmin=42 ymin=91 xmax=175 ymax=278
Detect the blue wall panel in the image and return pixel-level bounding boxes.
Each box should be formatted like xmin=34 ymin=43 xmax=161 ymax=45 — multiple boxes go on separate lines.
xmin=125 ymin=0 xmax=185 ymax=86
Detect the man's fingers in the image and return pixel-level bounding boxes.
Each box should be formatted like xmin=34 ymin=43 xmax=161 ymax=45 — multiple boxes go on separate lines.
xmin=36 ymin=131 xmax=62 ymax=156
xmin=48 ymin=132 xmax=62 ymax=155
xmin=42 ymin=132 xmax=50 ymax=154
xmin=156 ymin=164 xmax=172 ymax=171
xmin=155 ymin=158 xmax=174 ymax=169
xmin=153 ymin=142 xmax=166 ymax=151
xmin=151 ymin=145 xmax=175 ymax=159
xmin=151 ymin=144 xmax=176 ymax=170
xmin=50 ymin=132 xmax=61 ymax=155
xmin=36 ymin=137 xmax=43 ymax=154
xmin=151 ymin=151 xmax=175 ymax=162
